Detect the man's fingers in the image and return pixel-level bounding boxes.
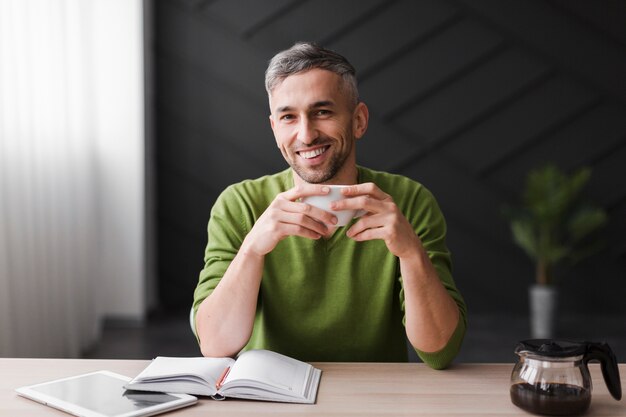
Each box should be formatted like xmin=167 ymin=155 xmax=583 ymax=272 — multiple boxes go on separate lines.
xmin=331 ymin=195 xmax=389 ymax=213
xmin=275 ymin=199 xmax=338 ymax=225
xmin=348 ymin=227 xmax=382 ymax=242
xmin=341 ymin=182 xmax=390 ymax=200
xmin=279 ymin=211 xmax=330 ymax=236
xmin=280 ymin=184 xmax=331 ymax=201
xmin=346 ymin=214 xmax=382 ymax=238
xmin=333 ymin=182 xmax=393 ymax=213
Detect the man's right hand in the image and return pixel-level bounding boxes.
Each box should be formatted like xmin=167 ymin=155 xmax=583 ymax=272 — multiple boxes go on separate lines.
xmin=241 ymin=184 xmax=338 ymax=257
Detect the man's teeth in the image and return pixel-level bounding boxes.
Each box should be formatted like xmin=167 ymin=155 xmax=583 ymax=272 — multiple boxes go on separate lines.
xmin=300 ymin=147 xmax=327 ymax=159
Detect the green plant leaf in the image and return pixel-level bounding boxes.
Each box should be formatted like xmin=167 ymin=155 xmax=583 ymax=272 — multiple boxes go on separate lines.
xmin=567 ymin=206 xmax=608 ymax=243
xmin=511 ymin=219 xmax=538 ymax=260
xmin=542 ymin=244 xmax=569 ymax=264
xmin=567 ymin=168 xmax=591 ymax=204
xmin=525 ymin=165 xmax=570 ymax=224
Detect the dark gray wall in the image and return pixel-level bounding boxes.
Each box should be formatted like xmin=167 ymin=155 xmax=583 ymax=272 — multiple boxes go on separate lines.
xmin=153 ymin=0 xmax=626 ymax=316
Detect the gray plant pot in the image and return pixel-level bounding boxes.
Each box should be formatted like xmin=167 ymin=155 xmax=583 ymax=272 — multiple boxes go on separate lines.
xmin=529 ymin=284 xmax=558 ymax=339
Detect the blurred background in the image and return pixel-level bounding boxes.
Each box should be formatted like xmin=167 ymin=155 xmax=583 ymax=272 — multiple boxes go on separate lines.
xmin=1 ymin=0 xmax=625 ymax=363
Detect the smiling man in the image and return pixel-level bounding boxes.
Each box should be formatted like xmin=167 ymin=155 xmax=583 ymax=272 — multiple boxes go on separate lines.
xmin=193 ymin=42 xmax=466 ymax=369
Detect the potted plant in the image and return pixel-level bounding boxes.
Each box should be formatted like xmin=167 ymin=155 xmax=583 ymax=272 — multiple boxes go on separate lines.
xmin=503 ymin=164 xmax=607 ymax=338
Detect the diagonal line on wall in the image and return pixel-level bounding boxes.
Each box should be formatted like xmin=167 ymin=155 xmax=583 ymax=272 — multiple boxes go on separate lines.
xmin=165 ymin=0 xmax=215 ymax=13
xmin=388 ymin=69 xmax=556 ymax=173
xmin=450 ymin=0 xmax=626 ymax=105
xmin=155 ymin=94 xmax=280 ymax=172
xmin=382 ymin=40 xmax=507 ymax=122
xmin=241 ymin=0 xmax=309 ymax=39
xmin=547 ymin=0 xmax=626 ymax=49
xmin=154 ymin=42 xmax=267 ymax=107
xmin=585 ymin=133 xmax=626 ymax=174
xmin=358 ymin=10 xmax=464 ymax=83
xmin=477 ymin=97 xmax=603 ymax=179
xmin=319 ymin=0 xmax=400 ymax=46
xmin=189 ymin=0 xmax=217 ymax=12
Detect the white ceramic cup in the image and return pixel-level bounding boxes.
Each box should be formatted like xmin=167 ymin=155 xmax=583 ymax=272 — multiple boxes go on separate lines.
xmin=301 ymin=185 xmax=364 ymax=227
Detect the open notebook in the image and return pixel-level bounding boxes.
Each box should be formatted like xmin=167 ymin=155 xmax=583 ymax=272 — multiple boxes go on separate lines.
xmin=124 ymin=349 xmax=321 ymax=404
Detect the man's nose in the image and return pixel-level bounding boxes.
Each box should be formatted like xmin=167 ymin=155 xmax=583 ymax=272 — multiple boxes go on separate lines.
xmin=296 ymin=118 xmax=318 ymax=144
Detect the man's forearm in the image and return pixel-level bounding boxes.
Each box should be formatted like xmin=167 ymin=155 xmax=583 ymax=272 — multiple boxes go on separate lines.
xmin=196 ymin=247 xmax=264 ymax=358
xmin=400 ymin=243 xmax=460 ymax=353
xmin=196 ymin=184 xmax=335 ymax=357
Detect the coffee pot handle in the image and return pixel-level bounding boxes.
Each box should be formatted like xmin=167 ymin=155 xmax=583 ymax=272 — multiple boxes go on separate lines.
xmin=585 ymin=342 xmax=622 ymax=400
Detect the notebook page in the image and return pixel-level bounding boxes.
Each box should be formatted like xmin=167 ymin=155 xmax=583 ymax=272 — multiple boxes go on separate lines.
xmin=223 ymin=350 xmax=310 ymax=396
xmin=134 ymin=356 xmax=235 ymax=386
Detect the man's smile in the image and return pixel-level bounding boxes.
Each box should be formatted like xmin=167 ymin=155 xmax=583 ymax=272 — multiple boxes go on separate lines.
xmin=297 ymin=145 xmax=330 ymax=160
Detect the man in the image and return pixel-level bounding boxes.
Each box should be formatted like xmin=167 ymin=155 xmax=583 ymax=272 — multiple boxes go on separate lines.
xmin=193 ymin=42 xmax=466 ymax=369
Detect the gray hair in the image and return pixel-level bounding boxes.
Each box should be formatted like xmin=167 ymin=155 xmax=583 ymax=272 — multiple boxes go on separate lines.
xmin=265 ymin=42 xmax=359 ymax=106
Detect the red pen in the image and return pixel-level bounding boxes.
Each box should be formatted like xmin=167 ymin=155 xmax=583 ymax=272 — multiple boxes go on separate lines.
xmin=215 ymin=366 xmax=231 ymax=391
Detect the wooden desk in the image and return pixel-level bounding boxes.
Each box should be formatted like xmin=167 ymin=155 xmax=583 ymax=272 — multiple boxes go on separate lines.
xmin=1 ymin=359 xmax=624 ymax=416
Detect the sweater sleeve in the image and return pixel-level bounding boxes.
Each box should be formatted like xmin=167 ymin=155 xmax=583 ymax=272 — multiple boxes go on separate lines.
xmin=399 ymin=186 xmax=467 ymax=369
xmin=192 ymin=186 xmax=250 ymax=339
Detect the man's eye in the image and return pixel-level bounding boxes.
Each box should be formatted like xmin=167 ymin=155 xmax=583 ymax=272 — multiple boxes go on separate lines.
xmin=280 ymin=114 xmax=295 ymax=121
xmin=316 ymin=110 xmax=331 ymax=116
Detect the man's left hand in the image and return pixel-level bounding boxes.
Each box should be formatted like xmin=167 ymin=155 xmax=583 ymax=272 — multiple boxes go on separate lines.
xmin=331 ymin=183 xmax=420 ymax=259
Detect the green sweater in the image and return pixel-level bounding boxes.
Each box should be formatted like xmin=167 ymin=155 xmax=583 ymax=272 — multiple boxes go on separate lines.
xmin=193 ymin=166 xmax=466 ymax=369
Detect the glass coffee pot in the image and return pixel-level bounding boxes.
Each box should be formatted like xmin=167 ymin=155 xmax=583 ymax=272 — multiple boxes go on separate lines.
xmin=510 ymin=339 xmax=622 ymax=415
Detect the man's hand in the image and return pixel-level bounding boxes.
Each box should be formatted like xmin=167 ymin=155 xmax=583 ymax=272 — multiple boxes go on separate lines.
xmin=241 ymin=184 xmax=338 ymax=257
xmin=331 ymin=183 xmax=420 ymax=259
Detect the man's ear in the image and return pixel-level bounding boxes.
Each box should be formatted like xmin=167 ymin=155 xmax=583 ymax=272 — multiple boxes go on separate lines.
xmin=269 ymin=114 xmax=281 ymax=148
xmin=353 ymin=102 xmax=369 ymax=139
xmin=269 ymin=114 xmax=275 ymax=131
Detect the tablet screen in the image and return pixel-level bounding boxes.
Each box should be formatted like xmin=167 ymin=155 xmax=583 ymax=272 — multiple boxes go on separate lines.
xmin=27 ymin=372 xmax=189 ymax=416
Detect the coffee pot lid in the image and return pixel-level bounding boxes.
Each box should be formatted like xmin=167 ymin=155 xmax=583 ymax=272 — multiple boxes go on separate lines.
xmin=515 ymin=339 xmax=587 ymax=358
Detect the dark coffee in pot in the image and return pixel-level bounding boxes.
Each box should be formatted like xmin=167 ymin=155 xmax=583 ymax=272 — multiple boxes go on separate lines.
xmin=510 ymin=383 xmax=591 ymax=416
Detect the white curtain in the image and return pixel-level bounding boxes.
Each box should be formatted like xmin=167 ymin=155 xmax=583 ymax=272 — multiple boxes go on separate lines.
xmin=0 ymin=0 xmax=146 ymax=357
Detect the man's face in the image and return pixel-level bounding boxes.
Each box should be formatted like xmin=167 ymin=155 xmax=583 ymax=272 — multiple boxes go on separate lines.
xmin=269 ymin=69 xmax=366 ymax=184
